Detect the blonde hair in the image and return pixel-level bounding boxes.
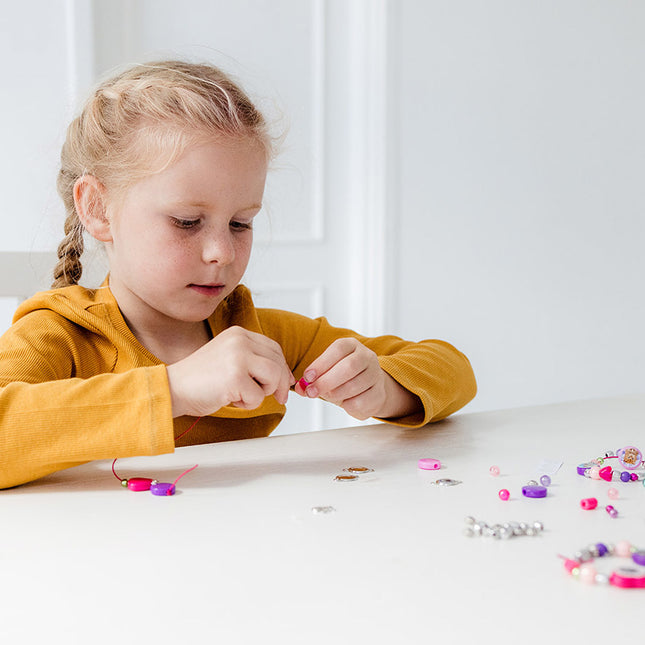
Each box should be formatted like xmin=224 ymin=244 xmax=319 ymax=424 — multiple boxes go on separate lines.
xmin=53 ymin=60 xmax=273 ymax=288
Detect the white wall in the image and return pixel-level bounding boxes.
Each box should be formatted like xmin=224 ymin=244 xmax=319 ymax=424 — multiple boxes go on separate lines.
xmin=1 ymin=0 xmax=643 ymax=425
xmin=394 ymin=0 xmax=645 ymax=412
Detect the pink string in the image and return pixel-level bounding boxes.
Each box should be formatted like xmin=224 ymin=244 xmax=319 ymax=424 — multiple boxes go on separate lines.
xmin=174 ymin=416 xmax=202 ymax=442
xmin=173 ymin=463 xmax=199 ymax=486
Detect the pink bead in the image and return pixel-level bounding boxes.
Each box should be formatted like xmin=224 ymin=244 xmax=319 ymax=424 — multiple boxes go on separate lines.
xmin=607 ymin=487 xmax=619 ymax=499
xmin=631 ymin=473 xmax=638 ymax=481
xmin=126 ymin=477 xmax=154 ymax=492
xmin=498 ymin=489 xmax=510 ymax=501
xmin=588 ymin=466 xmax=601 ymax=480
xmin=563 ymin=558 xmax=579 ymax=574
xmin=489 ymin=465 xmax=500 ymax=477
xmin=418 ymin=458 xmax=441 ymax=470
xmin=615 ymin=540 xmax=631 ymax=557
xmin=579 ymin=564 xmax=597 ymax=584
xmin=580 ymin=497 xmax=598 ymax=510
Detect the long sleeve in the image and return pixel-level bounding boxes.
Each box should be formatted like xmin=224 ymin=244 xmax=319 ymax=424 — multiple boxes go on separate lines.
xmin=247 ymin=304 xmax=477 ymax=427
xmin=0 ymin=305 xmax=175 ymax=489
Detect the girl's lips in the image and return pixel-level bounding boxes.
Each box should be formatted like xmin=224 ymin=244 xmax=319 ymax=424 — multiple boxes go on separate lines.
xmin=189 ymin=284 xmax=225 ymax=297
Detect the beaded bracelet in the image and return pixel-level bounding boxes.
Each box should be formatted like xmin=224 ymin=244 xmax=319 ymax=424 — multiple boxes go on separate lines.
xmin=560 ymin=540 xmax=645 ymax=588
xmin=577 ymin=445 xmax=645 ymax=484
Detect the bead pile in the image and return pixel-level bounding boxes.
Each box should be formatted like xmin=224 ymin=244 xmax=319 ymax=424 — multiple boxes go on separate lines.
xmin=560 ymin=541 xmax=645 ymax=588
xmin=463 ymin=516 xmax=544 ymax=540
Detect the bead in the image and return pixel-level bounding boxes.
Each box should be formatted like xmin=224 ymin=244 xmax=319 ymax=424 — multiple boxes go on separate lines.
xmin=595 ymin=573 xmax=610 ymax=585
xmin=150 ymin=482 xmax=175 ymax=496
xmin=489 ymin=465 xmax=500 ymax=477
xmin=620 ymin=471 xmax=631 ymax=482
xmin=632 ymin=550 xmax=645 ymax=566
xmin=607 ymin=487 xmax=619 ymax=499
xmin=563 ymin=558 xmax=579 ymax=574
xmin=417 ymin=458 xmax=441 ymax=470
xmin=615 ymin=540 xmax=631 ymax=557
xmin=610 ymin=568 xmax=645 ymax=589
xmin=522 ymin=484 xmax=547 ymax=498
xmin=579 ymin=564 xmax=597 ymax=584
xmin=344 ymin=466 xmax=374 ymax=474
xmin=120 ymin=479 xmax=128 ymax=488
xmin=464 ymin=516 xmax=476 ymax=525
xmin=630 ymin=473 xmax=638 ymax=481
xmin=580 ymin=497 xmax=598 ymax=510
xmin=596 ymin=543 xmax=608 ymax=557
xmin=604 ymin=450 xmax=615 ymax=458
xmin=126 ymin=477 xmax=154 ymax=492
xmin=617 ymin=445 xmax=643 ymax=469
xmin=539 ymin=474 xmax=551 ymax=487
xmin=463 ymin=527 xmax=475 ymax=537
xmin=532 ymin=521 xmax=544 ymax=532
xmin=526 ymin=480 xmax=538 ymax=486
xmin=605 ymin=505 xmax=618 ymax=518
xmin=588 ymin=466 xmax=600 ymax=480
xmin=598 ymin=466 xmax=613 ymax=482
xmin=498 ymin=489 xmax=510 ymax=501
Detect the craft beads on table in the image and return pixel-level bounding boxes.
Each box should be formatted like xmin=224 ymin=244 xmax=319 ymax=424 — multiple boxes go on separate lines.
xmin=464 ymin=516 xmax=544 ymax=540
xmin=561 ymin=540 xmax=645 ymax=588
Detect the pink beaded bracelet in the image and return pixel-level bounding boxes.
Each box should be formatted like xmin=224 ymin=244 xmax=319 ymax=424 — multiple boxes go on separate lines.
xmin=577 ymin=445 xmax=645 ymax=484
xmin=560 ymin=541 xmax=645 ymax=588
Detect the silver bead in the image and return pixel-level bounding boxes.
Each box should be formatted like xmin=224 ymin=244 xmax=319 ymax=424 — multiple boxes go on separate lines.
xmin=526 ymin=480 xmax=538 ymax=486
xmin=606 ymin=544 xmax=616 ymax=556
xmin=513 ymin=527 xmax=526 ymax=536
xmin=595 ymin=573 xmax=610 ymax=585
xmin=604 ymin=450 xmax=615 ymax=458
xmin=532 ymin=521 xmax=544 ymax=533
xmin=499 ymin=527 xmax=513 ymax=540
xmin=525 ymin=527 xmax=536 ymax=536
xmin=588 ymin=544 xmax=600 ymax=558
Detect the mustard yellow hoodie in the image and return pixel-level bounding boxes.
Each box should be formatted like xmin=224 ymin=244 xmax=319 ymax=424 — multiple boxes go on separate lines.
xmin=0 ymin=283 xmax=476 ymax=488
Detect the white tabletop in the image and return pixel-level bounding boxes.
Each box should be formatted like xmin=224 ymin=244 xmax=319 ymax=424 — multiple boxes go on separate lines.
xmin=2 ymin=394 xmax=644 ymax=644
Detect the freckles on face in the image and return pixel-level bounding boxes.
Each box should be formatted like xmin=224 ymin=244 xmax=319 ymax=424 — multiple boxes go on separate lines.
xmin=103 ymin=137 xmax=267 ymax=320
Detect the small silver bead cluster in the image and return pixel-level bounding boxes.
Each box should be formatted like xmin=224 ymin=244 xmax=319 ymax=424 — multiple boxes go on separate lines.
xmin=463 ymin=516 xmax=544 ymax=539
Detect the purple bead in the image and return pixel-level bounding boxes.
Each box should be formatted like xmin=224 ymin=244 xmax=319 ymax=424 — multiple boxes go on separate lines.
xmin=596 ymin=543 xmax=608 ymax=557
xmin=522 ymin=484 xmax=547 ymax=498
xmin=620 ymin=471 xmax=631 ymax=482
xmin=540 ymin=474 xmax=552 ymax=487
xmin=150 ymin=482 xmax=176 ymax=496
xmin=605 ymin=505 xmax=618 ymax=518
xmin=633 ymin=550 xmax=645 ymax=566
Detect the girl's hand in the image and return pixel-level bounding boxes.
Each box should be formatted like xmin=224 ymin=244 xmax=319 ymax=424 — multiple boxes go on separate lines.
xmin=166 ymin=326 xmax=295 ymax=417
xmin=294 ymin=338 xmax=420 ymax=420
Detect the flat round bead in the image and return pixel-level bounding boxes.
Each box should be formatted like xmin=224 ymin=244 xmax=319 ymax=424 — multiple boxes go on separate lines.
xmin=522 ymin=484 xmax=547 ymax=498
xmin=498 ymin=489 xmax=510 ymax=501
xmin=150 ymin=482 xmax=176 ymax=496
xmin=632 ymin=550 xmax=645 ymax=566
xmin=489 ymin=465 xmax=500 ymax=477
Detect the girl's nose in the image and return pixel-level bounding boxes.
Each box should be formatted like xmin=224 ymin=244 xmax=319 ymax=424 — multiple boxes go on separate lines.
xmin=202 ymin=233 xmax=235 ymax=265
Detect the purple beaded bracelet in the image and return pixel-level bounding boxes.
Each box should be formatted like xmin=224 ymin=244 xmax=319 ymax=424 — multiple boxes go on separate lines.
xmin=577 ymin=446 xmax=645 ymax=484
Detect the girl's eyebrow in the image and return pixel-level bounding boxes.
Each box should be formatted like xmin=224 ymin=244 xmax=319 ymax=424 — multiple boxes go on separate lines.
xmin=166 ymin=200 xmax=262 ymax=212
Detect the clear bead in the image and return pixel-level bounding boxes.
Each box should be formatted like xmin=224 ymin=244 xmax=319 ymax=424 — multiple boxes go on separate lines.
xmin=464 ymin=516 xmax=476 ymax=525
xmin=595 ymin=573 xmax=610 ymax=585
xmin=532 ymin=521 xmax=544 ymax=532
xmin=539 ymin=474 xmax=551 ymax=487
xmin=463 ymin=527 xmax=475 ymax=538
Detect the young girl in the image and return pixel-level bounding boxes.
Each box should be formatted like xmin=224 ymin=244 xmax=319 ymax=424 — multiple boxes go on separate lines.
xmin=0 ymin=60 xmax=476 ymax=489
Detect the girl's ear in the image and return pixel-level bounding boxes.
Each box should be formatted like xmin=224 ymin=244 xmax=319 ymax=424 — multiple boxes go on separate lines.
xmin=74 ymin=175 xmax=112 ymax=242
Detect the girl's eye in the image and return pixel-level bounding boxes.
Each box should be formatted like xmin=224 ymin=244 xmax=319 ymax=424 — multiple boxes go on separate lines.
xmin=230 ymin=220 xmax=253 ymax=232
xmin=171 ymin=217 xmax=200 ymax=229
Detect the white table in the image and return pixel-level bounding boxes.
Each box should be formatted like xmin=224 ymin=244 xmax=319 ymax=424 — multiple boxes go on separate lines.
xmin=2 ymin=395 xmax=644 ymax=644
